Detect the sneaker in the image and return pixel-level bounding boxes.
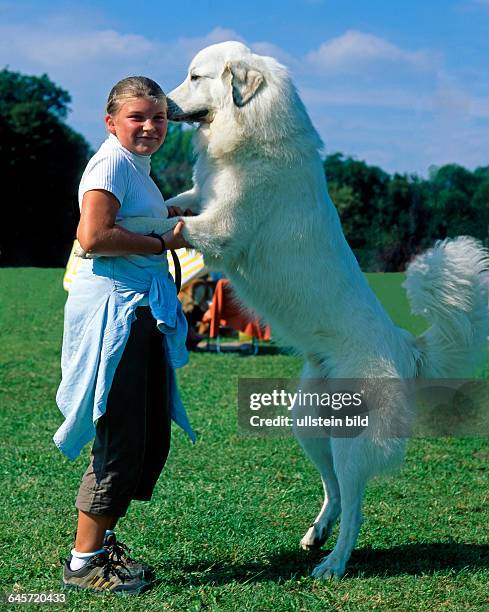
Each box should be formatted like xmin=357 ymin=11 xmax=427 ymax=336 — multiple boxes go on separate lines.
xmin=62 ymin=550 xmax=151 ymax=594
xmin=103 ymin=533 xmax=154 ymax=581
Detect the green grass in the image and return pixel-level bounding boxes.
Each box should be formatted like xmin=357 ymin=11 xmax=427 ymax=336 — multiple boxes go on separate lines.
xmin=0 ymin=268 xmax=488 ymax=611
xmin=365 ymin=273 xmax=428 ymax=336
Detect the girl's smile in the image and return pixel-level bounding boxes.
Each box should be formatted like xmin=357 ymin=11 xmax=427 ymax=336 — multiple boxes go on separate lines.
xmin=105 ymin=97 xmax=168 ymax=156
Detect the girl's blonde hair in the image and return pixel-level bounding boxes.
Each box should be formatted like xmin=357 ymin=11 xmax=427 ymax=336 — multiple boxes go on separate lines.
xmin=106 ymin=76 xmax=166 ymax=116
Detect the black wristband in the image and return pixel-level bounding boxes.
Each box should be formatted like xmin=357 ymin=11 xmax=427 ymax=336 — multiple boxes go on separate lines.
xmin=147 ymin=232 xmax=166 ymax=255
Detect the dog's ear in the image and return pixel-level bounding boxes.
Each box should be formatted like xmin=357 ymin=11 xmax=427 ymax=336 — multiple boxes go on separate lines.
xmin=222 ymin=61 xmax=264 ymax=107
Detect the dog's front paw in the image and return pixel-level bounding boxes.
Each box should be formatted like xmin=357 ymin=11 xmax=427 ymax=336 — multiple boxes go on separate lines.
xmin=300 ymin=523 xmax=328 ymax=550
xmin=310 ymin=554 xmax=345 ymax=580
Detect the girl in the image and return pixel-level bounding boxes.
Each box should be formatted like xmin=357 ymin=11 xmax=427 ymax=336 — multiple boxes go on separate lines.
xmin=54 ymin=76 xmax=195 ymax=594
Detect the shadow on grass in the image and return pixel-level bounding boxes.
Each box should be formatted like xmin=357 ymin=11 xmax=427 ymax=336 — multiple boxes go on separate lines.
xmin=196 ymin=346 xmax=290 ymax=357
xmin=154 ymin=543 xmax=489 ymax=585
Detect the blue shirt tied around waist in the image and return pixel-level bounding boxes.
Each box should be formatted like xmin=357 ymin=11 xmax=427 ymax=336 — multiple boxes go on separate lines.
xmin=54 ymin=255 xmax=196 ymax=460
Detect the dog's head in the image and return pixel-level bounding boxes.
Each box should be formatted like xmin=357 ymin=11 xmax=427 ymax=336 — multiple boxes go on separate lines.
xmin=167 ymin=41 xmax=322 ymax=157
xmin=167 ymin=42 xmax=265 ymax=123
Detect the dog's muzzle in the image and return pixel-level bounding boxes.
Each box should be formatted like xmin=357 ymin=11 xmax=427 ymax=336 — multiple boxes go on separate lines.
xmin=166 ymin=98 xmax=209 ymax=123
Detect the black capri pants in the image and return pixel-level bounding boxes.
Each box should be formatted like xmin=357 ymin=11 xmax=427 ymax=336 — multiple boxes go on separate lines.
xmin=76 ymin=306 xmax=171 ymax=518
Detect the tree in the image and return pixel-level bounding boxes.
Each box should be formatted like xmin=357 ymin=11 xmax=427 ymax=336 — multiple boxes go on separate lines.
xmin=151 ymin=123 xmax=194 ymax=199
xmin=471 ymin=179 xmax=489 ymax=242
xmin=324 ymin=156 xmax=487 ymax=271
xmin=0 ymin=70 xmax=70 ymax=120
xmin=375 ymin=174 xmax=431 ymax=271
xmin=0 ymin=69 xmax=91 ymax=266
xmin=427 ymin=164 xmax=487 ymax=241
xmin=324 ymin=153 xmax=390 ymax=268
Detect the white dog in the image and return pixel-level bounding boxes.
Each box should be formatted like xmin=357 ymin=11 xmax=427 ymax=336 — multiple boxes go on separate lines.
xmin=133 ymin=41 xmax=489 ymax=578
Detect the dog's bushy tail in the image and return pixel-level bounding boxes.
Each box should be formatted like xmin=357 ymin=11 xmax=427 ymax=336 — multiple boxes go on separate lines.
xmin=403 ymin=236 xmax=489 ymax=377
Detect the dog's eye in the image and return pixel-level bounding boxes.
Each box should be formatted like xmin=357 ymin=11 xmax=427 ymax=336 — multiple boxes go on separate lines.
xmin=190 ymin=74 xmax=200 ymax=81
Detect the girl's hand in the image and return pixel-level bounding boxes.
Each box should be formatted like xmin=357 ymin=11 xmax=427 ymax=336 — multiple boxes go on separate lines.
xmin=163 ymin=220 xmax=192 ymax=250
xmin=168 ymin=206 xmax=195 ymax=217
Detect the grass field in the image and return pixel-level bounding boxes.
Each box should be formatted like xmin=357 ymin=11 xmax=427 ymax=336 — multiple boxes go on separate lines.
xmin=0 ymin=268 xmax=488 ymax=611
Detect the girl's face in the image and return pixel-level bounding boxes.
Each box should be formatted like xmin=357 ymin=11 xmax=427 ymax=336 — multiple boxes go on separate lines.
xmin=105 ymin=97 xmax=168 ymax=155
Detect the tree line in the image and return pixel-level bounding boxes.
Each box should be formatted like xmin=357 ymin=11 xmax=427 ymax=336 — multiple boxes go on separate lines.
xmin=326 ymin=153 xmax=489 ymax=270
xmin=0 ymin=69 xmax=487 ymax=270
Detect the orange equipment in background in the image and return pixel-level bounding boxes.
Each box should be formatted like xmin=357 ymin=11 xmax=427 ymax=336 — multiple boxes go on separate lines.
xmin=205 ymin=278 xmax=271 ymax=344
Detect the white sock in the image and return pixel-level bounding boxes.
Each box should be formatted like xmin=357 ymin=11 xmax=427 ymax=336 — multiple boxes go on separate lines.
xmin=69 ymin=548 xmax=105 ymax=571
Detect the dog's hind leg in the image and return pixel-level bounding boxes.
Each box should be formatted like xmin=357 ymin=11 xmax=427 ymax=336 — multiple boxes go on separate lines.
xmin=294 ymin=362 xmax=341 ymax=551
xmin=310 ymin=438 xmax=369 ymax=579
xmin=298 ymin=438 xmax=341 ymax=551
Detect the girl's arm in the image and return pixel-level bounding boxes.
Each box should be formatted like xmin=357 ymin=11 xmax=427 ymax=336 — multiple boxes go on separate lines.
xmin=77 ymin=189 xmax=190 ymax=255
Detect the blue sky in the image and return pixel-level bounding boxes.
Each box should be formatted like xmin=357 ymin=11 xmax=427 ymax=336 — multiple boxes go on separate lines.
xmin=1 ymin=0 xmax=488 ymax=175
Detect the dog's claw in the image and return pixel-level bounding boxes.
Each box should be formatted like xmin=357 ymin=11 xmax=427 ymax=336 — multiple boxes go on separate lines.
xmin=300 ymin=517 xmax=337 ymax=551
xmin=300 ymin=523 xmax=327 ymax=550
xmin=311 ymin=555 xmax=345 ymax=580
xmin=300 ymin=535 xmax=327 ymax=550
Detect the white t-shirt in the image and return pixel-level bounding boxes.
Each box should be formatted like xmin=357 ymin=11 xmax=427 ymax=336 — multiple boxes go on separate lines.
xmin=78 ymin=133 xmax=168 ymax=276
xmin=79 ymin=133 xmax=167 ymax=221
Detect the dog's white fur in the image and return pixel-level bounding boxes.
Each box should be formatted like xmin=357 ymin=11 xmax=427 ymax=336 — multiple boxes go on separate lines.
xmin=144 ymin=41 xmax=488 ymax=578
